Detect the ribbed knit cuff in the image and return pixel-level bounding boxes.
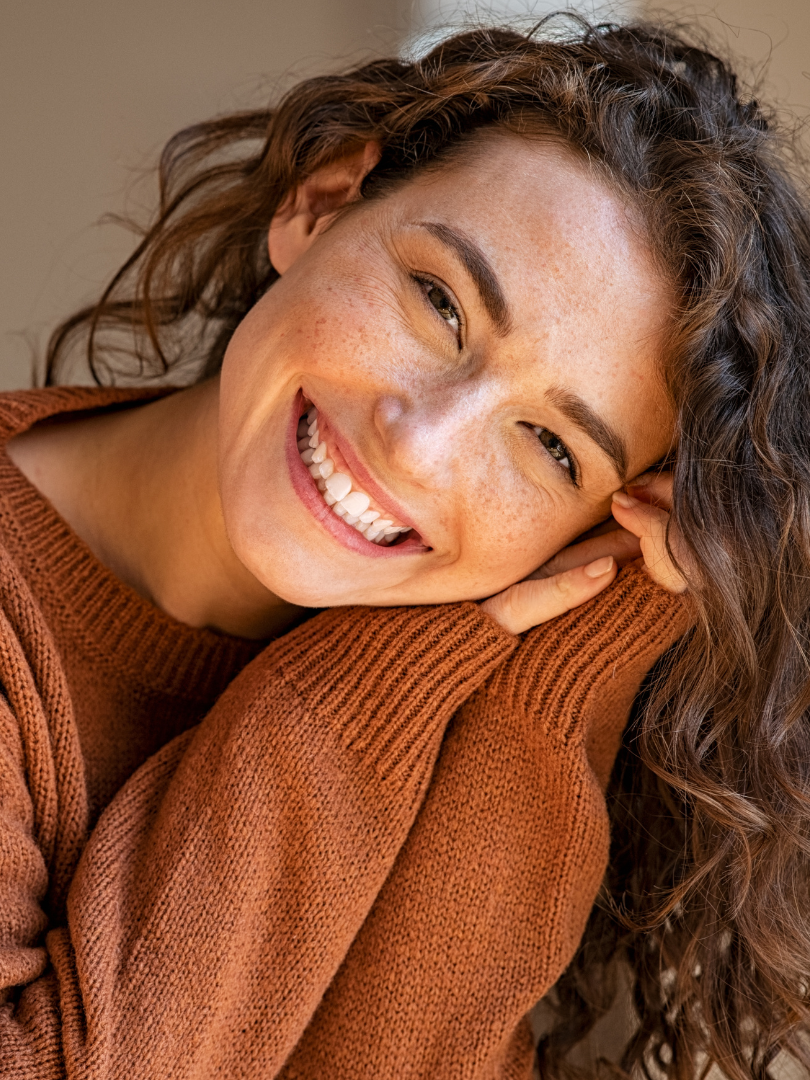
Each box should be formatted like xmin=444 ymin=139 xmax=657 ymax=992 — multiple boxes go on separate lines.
xmin=491 ymin=565 xmax=691 ymax=743
xmin=269 ymin=602 xmax=517 ymax=784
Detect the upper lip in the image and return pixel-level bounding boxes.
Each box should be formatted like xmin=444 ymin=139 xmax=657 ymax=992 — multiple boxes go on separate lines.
xmin=310 ymin=400 xmax=426 ymax=542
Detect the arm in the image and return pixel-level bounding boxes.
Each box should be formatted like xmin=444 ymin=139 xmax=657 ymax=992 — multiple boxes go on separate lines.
xmin=0 ymin=576 xmax=515 ymax=1079
xmin=274 ymin=567 xmax=692 ymax=1079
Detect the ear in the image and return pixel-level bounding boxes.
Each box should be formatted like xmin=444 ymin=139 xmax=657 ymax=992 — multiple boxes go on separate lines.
xmin=267 ymin=141 xmax=381 ymax=274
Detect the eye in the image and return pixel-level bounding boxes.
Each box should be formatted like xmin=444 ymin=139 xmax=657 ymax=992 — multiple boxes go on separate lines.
xmin=533 ymin=426 xmax=578 ymax=484
xmin=414 ymin=275 xmax=462 ymax=342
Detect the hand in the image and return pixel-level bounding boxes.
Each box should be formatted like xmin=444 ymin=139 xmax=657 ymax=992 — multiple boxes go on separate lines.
xmin=480 ymin=471 xmax=687 ymax=635
xmin=480 ymin=524 xmax=641 ymax=636
xmin=610 ymin=471 xmax=687 ymax=595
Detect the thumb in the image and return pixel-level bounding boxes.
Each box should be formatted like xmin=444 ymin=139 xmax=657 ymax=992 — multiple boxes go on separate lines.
xmin=480 ymin=556 xmax=617 ymax=635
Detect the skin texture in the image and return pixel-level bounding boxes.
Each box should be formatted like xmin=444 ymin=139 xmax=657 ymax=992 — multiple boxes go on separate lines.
xmin=8 ymin=132 xmax=681 ymax=638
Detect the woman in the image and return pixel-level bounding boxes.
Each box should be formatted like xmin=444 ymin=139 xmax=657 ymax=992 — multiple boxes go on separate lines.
xmin=0 ymin=16 xmax=806 ymax=1080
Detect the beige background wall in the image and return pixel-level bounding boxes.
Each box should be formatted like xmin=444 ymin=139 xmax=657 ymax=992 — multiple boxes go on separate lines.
xmin=646 ymin=0 xmax=810 ymax=117
xmin=0 ymin=0 xmax=402 ymax=390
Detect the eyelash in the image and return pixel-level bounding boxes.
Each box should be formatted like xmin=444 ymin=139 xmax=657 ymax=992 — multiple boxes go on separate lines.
xmin=413 ymin=274 xmax=463 ymax=346
xmin=531 ymin=426 xmax=579 ymax=487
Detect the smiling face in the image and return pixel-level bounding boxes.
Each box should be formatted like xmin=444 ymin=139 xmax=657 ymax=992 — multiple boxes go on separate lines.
xmin=217 ymin=130 xmax=674 ymax=608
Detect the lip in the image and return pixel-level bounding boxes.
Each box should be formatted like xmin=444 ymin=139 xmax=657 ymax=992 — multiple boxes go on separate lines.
xmin=286 ymin=392 xmax=430 ymax=558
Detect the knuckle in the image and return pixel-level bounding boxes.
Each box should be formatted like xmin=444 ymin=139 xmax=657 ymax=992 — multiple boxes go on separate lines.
xmin=552 ymin=571 xmax=577 ymax=606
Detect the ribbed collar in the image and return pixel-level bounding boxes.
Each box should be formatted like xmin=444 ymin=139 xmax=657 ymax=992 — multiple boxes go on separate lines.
xmin=0 ymin=387 xmax=264 ymax=703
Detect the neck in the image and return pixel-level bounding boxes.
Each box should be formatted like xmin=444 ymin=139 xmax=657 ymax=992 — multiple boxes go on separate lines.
xmin=9 ymin=379 xmax=304 ymax=639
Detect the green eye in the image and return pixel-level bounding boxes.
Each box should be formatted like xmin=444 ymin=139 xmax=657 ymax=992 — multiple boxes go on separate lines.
xmin=533 ymin=426 xmax=572 ymax=472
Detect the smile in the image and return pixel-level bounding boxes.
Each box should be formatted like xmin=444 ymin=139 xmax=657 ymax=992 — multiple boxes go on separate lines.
xmin=286 ymin=394 xmax=428 ymax=557
xmin=298 ymin=407 xmax=412 ymax=544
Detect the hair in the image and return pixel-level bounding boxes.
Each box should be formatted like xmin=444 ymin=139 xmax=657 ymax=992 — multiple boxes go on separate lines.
xmin=45 ymin=14 xmax=810 ymax=1079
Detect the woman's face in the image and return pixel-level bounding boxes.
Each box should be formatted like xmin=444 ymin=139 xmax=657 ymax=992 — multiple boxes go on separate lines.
xmin=218 ymin=131 xmax=674 ymax=608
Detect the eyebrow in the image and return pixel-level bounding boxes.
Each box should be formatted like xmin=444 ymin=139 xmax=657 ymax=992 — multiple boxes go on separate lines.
xmin=417 ymin=221 xmax=512 ymax=335
xmin=547 ymin=385 xmax=629 ymax=483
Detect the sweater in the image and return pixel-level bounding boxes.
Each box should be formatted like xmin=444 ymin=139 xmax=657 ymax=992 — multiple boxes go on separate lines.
xmin=0 ymin=387 xmax=689 ymax=1079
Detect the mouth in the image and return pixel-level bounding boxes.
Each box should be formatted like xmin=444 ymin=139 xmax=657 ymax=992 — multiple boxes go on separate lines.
xmin=286 ymin=393 xmax=430 ymax=557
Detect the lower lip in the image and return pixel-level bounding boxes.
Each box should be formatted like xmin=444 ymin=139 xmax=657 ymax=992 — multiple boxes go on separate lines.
xmin=285 ymin=393 xmax=429 ymax=558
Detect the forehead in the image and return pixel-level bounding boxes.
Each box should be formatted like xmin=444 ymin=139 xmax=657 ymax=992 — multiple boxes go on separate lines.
xmin=390 ymin=130 xmax=665 ymax=334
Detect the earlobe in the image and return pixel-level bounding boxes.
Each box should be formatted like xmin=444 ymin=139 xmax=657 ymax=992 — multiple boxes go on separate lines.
xmin=267 ymin=141 xmax=381 ymax=275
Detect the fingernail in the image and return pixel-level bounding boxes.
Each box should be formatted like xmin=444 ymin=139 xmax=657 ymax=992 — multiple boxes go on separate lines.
xmin=612 ymin=490 xmax=637 ymax=509
xmin=584 ymin=555 xmax=614 ymax=578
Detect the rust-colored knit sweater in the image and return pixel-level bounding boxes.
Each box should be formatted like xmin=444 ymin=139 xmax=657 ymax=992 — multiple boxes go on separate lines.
xmin=0 ymin=389 xmax=688 ymax=1079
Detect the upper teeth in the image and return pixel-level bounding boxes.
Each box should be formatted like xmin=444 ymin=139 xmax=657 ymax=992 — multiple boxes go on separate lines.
xmin=298 ymin=407 xmax=412 ymax=546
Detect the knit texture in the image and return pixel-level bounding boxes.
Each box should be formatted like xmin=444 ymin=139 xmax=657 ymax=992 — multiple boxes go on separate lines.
xmin=0 ymin=388 xmax=690 ymax=1078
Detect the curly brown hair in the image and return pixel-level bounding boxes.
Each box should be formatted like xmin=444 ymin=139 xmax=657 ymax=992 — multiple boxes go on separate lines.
xmin=45 ymin=15 xmax=810 ymax=1079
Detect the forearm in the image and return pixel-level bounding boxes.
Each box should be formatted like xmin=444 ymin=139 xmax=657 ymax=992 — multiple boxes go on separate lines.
xmin=275 ymin=567 xmax=692 ymax=1079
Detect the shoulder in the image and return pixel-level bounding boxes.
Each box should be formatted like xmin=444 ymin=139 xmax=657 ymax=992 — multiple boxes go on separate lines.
xmin=0 ymin=386 xmax=176 ymax=588
xmin=0 ymin=386 xmax=171 ymax=449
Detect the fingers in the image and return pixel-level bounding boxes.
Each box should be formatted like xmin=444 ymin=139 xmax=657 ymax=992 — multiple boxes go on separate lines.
xmin=626 ymin=469 xmax=674 ymax=510
xmin=611 ymin=490 xmax=686 ymax=594
xmin=529 ymin=527 xmax=641 ymax=579
xmin=481 ymin=555 xmax=617 ymax=635
xmin=574 ymin=517 xmax=628 ymax=541
xmin=483 ymin=465 xmax=684 ymax=636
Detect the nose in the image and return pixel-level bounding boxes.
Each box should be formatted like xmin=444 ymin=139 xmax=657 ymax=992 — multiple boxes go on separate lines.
xmin=373 ymin=389 xmax=484 ymax=489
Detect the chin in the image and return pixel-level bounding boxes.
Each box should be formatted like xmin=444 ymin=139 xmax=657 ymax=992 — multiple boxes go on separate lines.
xmin=229 ymin=523 xmax=375 ymax=609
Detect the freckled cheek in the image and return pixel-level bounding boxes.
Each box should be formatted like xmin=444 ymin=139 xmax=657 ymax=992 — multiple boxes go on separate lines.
xmin=455 ymin=469 xmax=595 ymax=584
xmin=286 ymin=291 xmax=403 ymax=385
xmin=453 ymin=469 xmax=550 ymax=574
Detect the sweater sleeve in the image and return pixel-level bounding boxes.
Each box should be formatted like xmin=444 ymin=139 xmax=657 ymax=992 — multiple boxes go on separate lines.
xmin=0 ymin=561 xmax=516 ymax=1079
xmin=273 ymin=565 xmax=691 ymax=1080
